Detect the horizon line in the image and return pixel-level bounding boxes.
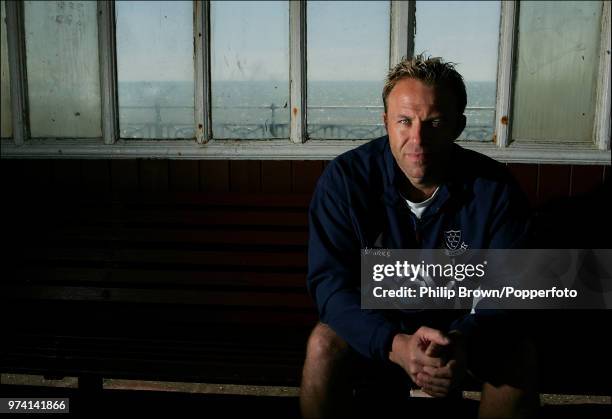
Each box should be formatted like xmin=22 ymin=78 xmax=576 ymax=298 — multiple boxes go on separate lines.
xmin=118 ymin=79 xmax=497 ymax=84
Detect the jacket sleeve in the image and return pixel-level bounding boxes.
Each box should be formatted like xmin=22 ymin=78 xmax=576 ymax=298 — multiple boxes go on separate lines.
xmin=307 ymin=169 xmax=400 ymax=362
xmin=453 ymin=176 xmax=532 ymax=336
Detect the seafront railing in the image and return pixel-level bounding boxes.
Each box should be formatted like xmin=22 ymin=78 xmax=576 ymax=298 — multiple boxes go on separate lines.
xmin=120 ymin=104 xmax=495 ymax=140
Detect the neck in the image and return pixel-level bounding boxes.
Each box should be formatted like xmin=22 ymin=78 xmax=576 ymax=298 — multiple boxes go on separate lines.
xmin=401 ymin=152 xmax=452 ymax=202
xmin=403 ymin=182 xmax=439 ymax=202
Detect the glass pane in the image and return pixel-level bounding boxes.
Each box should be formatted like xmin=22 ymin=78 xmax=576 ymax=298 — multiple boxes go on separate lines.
xmin=1 ymin=0 xmax=11 ymax=138
xmin=116 ymin=1 xmax=194 ymax=139
xmin=307 ymin=1 xmax=389 ymax=140
xmin=24 ymin=1 xmax=101 ymax=138
xmin=512 ymin=1 xmax=602 ymax=143
xmin=211 ymin=1 xmax=289 ymax=139
xmin=415 ymin=0 xmax=501 ymax=142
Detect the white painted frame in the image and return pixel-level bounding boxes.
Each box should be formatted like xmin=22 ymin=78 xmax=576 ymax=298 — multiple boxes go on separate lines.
xmin=98 ymin=1 xmax=119 ymax=145
xmin=389 ymin=1 xmax=415 ymax=67
xmin=486 ymin=0 xmax=611 ymax=164
xmin=5 ymin=0 xmax=28 ymax=145
xmin=594 ymin=0 xmax=611 ymax=151
xmin=2 ymin=137 xmax=608 ymax=163
xmin=494 ymin=0 xmax=517 ymax=149
xmin=195 ymin=0 xmax=211 ymax=144
xmin=289 ymin=0 xmax=307 ymax=144
xmin=1 ymin=0 xmax=610 ymax=164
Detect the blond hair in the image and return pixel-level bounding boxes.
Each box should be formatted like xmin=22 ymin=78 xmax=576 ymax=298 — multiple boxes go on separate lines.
xmin=382 ymin=54 xmax=467 ymax=115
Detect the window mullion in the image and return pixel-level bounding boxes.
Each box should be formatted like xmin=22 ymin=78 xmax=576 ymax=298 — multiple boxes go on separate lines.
xmin=389 ymin=0 xmax=415 ymax=67
xmin=195 ymin=0 xmax=211 ymax=144
xmin=5 ymin=0 xmax=28 ymax=145
xmin=289 ymin=0 xmax=306 ymax=144
xmin=494 ymin=0 xmax=518 ymax=148
xmin=98 ymin=1 xmax=118 ymax=145
xmin=594 ymin=0 xmax=611 ymax=151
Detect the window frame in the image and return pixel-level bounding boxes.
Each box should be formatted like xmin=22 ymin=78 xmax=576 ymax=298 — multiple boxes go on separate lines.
xmin=1 ymin=0 xmax=610 ymax=164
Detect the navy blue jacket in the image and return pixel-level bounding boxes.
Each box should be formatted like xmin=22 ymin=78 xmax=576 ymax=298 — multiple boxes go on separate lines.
xmin=307 ymin=136 xmax=530 ymax=362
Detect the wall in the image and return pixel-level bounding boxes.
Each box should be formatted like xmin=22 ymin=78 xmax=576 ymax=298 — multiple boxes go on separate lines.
xmin=2 ymin=160 xmax=609 ymax=208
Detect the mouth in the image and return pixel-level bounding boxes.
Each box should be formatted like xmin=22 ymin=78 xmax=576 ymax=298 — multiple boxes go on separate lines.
xmin=405 ymin=152 xmax=429 ymax=161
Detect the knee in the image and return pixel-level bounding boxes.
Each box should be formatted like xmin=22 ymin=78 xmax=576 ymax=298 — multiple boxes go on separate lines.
xmin=305 ymin=323 xmax=350 ymax=365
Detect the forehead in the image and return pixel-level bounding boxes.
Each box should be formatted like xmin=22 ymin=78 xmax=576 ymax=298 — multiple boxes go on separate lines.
xmin=387 ymin=77 xmax=457 ymax=114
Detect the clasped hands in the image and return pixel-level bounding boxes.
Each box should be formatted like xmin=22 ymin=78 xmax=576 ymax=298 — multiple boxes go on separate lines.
xmin=389 ymin=326 xmax=467 ymax=398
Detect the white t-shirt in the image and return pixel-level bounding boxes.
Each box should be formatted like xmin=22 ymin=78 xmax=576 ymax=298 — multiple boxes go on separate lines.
xmin=404 ymin=187 xmax=440 ymax=219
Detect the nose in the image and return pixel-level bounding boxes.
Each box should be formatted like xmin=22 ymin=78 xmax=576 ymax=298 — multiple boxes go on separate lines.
xmin=409 ymin=121 xmax=426 ymax=147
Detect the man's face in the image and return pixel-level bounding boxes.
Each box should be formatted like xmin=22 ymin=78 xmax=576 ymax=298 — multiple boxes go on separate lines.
xmin=383 ymin=78 xmax=465 ymax=188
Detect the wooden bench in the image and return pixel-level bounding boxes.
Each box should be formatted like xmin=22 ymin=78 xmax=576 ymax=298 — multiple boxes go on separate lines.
xmin=2 ymin=191 xmax=317 ymax=388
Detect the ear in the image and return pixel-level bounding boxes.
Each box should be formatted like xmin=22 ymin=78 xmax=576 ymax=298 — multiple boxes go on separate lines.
xmin=454 ymin=114 xmax=466 ymax=140
xmin=382 ymin=112 xmax=388 ymax=131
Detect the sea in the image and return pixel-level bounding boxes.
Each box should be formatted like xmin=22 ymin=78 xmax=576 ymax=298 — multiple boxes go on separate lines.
xmin=118 ymin=80 xmax=496 ymax=141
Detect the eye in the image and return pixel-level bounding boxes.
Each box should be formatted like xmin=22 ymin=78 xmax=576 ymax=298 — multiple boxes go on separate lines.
xmin=430 ymin=119 xmax=444 ymax=128
xmin=399 ymin=118 xmax=412 ymax=126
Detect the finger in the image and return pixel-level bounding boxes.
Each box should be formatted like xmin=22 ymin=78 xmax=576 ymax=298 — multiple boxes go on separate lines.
xmin=419 ymin=378 xmax=450 ymax=395
xmin=417 ymin=372 xmax=451 ymax=389
xmin=421 ymin=385 xmax=448 ymax=398
xmin=407 ymin=364 xmax=423 ymax=381
xmin=444 ymin=360 xmax=465 ymax=390
xmin=423 ymin=365 xmax=452 ymax=379
xmin=417 ymin=327 xmax=450 ymax=347
xmin=441 ymin=361 xmax=461 ymax=379
xmin=423 ymin=389 xmax=447 ymax=398
xmin=415 ymin=351 xmax=444 ymax=368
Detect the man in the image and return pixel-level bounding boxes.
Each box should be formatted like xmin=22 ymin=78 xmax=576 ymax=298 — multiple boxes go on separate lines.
xmin=300 ymin=55 xmax=539 ymax=418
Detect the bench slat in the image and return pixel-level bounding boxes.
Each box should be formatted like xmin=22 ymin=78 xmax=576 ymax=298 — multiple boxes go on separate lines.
xmin=19 ymin=248 xmax=307 ymax=268
xmin=43 ymin=208 xmax=308 ymax=227
xmin=43 ymin=227 xmax=308 ymax=246
xmin=6 ymin=285 xmax=313 ymax=307
xmin=8 ymin=268 xmax=307 ymax=288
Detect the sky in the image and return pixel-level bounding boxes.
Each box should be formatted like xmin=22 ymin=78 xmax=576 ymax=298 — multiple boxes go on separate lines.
xmin=414 ymin=1 xmax=501 ymax=82
xmin=116 ymin=0 xmax=501 ymax=83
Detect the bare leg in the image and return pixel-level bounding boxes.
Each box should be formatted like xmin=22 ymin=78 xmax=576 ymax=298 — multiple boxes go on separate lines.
xmin=299 ymin=323 xmax=353 ymax=419
xmin=479 ymin=383 xmax=540 ymax=419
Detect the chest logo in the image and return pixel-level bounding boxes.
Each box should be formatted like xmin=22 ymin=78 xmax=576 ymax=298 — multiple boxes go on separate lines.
xmin=443 ymin=229 xmax=468 ymax=256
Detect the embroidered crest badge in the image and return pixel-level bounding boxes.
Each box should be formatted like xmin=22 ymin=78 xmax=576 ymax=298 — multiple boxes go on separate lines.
xmin=443 ymin=230 xmax=468 ymax=256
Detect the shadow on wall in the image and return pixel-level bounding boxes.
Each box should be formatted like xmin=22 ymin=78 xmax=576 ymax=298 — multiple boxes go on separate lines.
xmin=532 ymin=175 xmax=610 ymax=249
xmin=528 ymin=176 xmax=611 ymax=395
